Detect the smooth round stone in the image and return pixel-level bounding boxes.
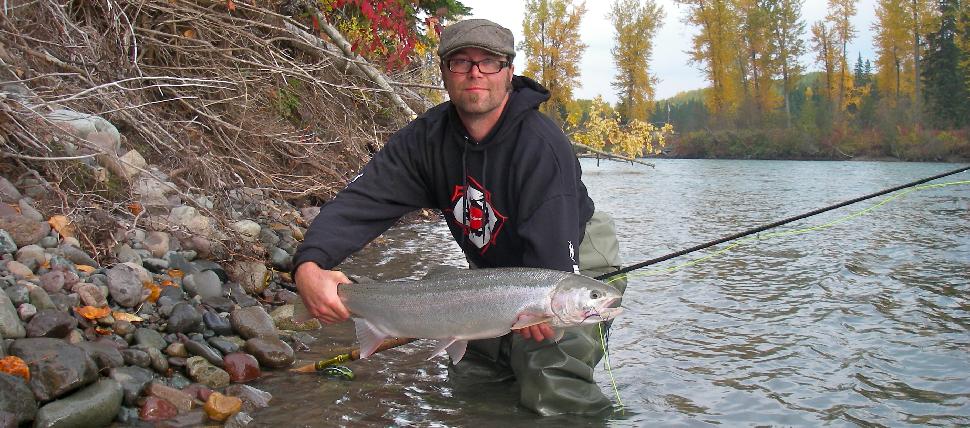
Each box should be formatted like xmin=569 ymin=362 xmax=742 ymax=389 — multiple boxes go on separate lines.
xmin=184 ymin=339 xmax=224 ymax=367
xmin=207 ymin=336 xmax=239 ymax=355
xmin=17 ymin=303 xmax=36 ymax=321
xmin=120 ymin=348 xmax=151 ymax=368
xmin=202 ymin=311 xmax=233 ymax=336
xmin=185 ymin=356 xmax=229 ymax=389
xmin=244 ymin=337 xmax=294 ymax=369
xmin=133 ymin=328 xmax=167 ymax=350
xmin=139 ymin=396 xmax=177 ymax=422
xmin=5 ymin=285 xmax=30 ymax=306
xmin=113 ymin=320 xmax=135 ymax=336
xmin=223 ymin=352 xmax=261 ymax=383
xmin=25 ymin=309 xmax=77 ymax=338
xmin=164 ymin=342 xmax=188 ymax=358
xmin=166 ymin=302 xmax=203 ymax=334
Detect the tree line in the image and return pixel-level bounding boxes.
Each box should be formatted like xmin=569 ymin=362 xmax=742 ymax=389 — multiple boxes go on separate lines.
xmin=315 ymin=0 xmax=969 ymax=160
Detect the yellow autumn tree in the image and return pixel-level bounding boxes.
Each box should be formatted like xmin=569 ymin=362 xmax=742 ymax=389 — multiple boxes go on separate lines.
xmin=609 ymin=0 xmax=665 ymax=123
xmin=873 ymin=0 xmax=912 ymax=102
xmin=826 ymin=0 xmax=857 ymax=112
xmin=811 ymin=20 xmax=837 ymax=104
xmin=571 ymin=96 xmax=672 ymax=158
xmin=768 ymin=0 xmax=807 ymax=128
xmin=521 ymin=0 xmax=588 ymax=124
xmin=677 ymin=0 xmax=742 ymax=122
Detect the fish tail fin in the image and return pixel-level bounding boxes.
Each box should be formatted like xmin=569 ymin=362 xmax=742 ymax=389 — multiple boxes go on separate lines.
xmin=353 ymin=318 xmax=388 ymax=359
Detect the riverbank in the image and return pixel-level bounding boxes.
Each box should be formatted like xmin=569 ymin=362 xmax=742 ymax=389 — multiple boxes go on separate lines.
xmin=0 ymin=173 xmax=327 ymax=426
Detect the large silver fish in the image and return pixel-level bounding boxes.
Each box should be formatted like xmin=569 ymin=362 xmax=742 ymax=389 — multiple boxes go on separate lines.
xmin=336 ymin=267 xmax=623 ymax=364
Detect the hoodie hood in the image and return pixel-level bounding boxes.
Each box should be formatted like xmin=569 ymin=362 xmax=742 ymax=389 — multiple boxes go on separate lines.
xmin=449 ymin=75 xmax=550 ymax=150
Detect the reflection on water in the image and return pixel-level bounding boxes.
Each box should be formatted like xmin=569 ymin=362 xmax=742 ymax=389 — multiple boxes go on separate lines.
xmin=252 ymin=160 xmax=970 ymax=426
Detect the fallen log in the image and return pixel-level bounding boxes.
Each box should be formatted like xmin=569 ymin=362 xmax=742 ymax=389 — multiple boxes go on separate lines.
xmin=572 ymin=142 xmax=655 ymax=167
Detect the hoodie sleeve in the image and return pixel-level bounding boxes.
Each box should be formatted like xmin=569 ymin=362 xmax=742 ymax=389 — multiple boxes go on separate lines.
xmin=514 ymin=115 xmax=591 ymax=273
xmin=292 ymin=130 xmax=432 ymax=271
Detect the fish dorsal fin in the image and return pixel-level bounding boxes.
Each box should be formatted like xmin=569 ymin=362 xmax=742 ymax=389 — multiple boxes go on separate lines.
xmin=353 ymin=318 xmax=388 ymax=359
xmin=446 ymin=340 xmax=468 ymax=364
xmin=511 ymin=313 xmax=554 ymax=330
xmin=422 ymin=265 xmax=462 ymax=279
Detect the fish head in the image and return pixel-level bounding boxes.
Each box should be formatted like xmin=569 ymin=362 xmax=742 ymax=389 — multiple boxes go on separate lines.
xmin=549 ymin=275 xmax=623 ymax=327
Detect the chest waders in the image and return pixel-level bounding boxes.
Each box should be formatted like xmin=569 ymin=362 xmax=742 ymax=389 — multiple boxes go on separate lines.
xmin=450 ymin=211 xmax=627 ymax=416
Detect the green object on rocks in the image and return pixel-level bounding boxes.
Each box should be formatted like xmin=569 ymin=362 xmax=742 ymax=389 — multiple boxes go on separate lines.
xmin=321 ymin=365 xmax=354 ymax=381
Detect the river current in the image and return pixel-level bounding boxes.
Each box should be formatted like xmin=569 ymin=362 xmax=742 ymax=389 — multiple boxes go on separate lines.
xmin=252 ymin=159 xmax=970 ymax=427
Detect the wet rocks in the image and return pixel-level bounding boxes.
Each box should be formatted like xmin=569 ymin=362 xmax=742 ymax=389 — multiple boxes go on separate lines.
xmin=204 ymin=392 xmax=242 ymax=422
xmin=244 ymin=337 xmax=294 ymax=369
xmin=25 ymin=309 xmax=76 ymax=338
xmin=0 ymin=373 xmax=38 ymax=425
xmin=109 ymin=366 xmax=155 ymax=406
xmin=140 ymin=395 xmax=179 ymax=422
xmin=223 ymin=353 xmax=260 ymax=383
xmin=9 ymin=338 xmax=99 ymax=401
xmin=185 ymin=356 xmax=230 ymax=389
xmin=167 ymin=302 xmax=204 ymax=334
xmin=0 ymin=177 xmax=315 ymax=426
xmin=33 ymin=379 xmax=122 ymax=428
xmin=0 ymin=293 xmax=26 ymax=338
xmin=145 ymin=382 xmax=196 ymax=412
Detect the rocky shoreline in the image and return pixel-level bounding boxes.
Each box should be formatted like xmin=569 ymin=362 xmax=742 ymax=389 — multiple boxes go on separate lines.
xmin=0 ymin=173 xmax=326 ymax=427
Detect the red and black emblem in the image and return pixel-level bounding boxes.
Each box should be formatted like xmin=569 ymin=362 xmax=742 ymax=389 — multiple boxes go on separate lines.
xmin=448 ymin=176 xmax=506 ymax=253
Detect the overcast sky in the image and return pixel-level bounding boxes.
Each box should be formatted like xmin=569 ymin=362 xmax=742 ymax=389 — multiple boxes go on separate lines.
xmin=457 ymin=0 xmax=878 ymax=102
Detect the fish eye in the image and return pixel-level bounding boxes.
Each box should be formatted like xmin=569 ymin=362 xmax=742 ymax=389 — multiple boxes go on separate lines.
xmin=590 ymin=291 xmax=600 ymax=299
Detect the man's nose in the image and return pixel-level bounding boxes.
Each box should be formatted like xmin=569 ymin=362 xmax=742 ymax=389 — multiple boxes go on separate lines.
xmin=467 ymin=62 xmax=486 ymax=77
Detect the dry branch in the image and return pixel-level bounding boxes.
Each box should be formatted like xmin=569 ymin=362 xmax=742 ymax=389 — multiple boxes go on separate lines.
xmin=572 ymin=142 xmax=656 ymax=167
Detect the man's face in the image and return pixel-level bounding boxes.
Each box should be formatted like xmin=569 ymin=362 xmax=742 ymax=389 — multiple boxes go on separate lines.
xmin=441 ymin=47 xmax=514 ymax=117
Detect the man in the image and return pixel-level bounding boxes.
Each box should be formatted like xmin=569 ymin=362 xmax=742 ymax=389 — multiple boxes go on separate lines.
xmin=293 ymin=18 xmax=625 ymax=416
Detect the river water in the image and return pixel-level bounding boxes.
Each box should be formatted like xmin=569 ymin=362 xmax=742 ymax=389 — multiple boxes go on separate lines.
xmin=251 ymin=159 xmax=970 ymax=427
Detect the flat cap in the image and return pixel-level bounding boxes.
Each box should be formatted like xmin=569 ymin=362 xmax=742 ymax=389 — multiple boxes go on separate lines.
xmin=437 ymin=19 xmax=515 ymax=60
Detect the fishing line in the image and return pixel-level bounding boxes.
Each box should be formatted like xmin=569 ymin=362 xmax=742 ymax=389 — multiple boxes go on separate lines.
xmin=594 ymin=165 xmax=970 ymax=283
xmin=598 ymin=322 xmax=624 ymax=413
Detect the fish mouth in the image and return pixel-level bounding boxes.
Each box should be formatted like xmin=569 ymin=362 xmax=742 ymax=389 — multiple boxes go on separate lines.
xmin=593 ymin=307 xmax=623 ymax=321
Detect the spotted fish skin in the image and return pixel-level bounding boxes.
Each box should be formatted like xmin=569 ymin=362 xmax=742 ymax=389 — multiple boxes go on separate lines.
xmin=337 ymin=267 xmax=623 ymax=363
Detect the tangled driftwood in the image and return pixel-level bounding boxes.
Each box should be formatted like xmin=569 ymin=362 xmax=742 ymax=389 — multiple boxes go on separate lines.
xmin=0 ymin=0 xmax=440 ymax=256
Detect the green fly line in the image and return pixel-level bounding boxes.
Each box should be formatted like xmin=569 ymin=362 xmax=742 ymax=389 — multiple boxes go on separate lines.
xmin=605 ymin=179 xmax=969 ymax=283
xmin=596 ymin=178 xmax=970 ymax=411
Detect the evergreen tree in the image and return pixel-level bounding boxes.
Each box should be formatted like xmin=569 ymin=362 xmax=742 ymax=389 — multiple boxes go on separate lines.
xmin=922 ymin=0 xmax=970 ymax=128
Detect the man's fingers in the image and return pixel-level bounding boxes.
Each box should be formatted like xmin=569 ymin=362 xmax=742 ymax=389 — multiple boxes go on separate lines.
xmin=530 ymin=325 xmax=546 ymax=342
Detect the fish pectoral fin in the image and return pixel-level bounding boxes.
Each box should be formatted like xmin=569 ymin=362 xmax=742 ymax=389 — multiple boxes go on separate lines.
xmin=552 ymin=328 xmax=565 ymax=342
xmin=353 ymin=318 xmax=388 ymax=359
xmin=510 ymin=313 xmax=553 ymax=330
xmin=446 ymin=340 xmax=468 ymax=364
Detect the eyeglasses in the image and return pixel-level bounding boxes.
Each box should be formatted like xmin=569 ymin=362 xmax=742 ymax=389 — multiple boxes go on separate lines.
xmin=445 ymin=58 xmax=510 ymax=74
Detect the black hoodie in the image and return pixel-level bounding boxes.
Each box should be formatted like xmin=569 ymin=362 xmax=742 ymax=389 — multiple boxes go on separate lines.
xmin=293 ymin=76 xmax=595 ymax=273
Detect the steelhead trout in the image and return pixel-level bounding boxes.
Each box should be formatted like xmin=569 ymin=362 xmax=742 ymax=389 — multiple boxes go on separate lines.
xmin=333 ymin=267 xmax=623 ymax=364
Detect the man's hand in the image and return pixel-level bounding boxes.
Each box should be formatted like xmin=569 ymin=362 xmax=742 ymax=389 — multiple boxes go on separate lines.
xmin=513 ymin=322 xmax=556 ymax=343
xmin=294 ymin=262 xmax=352 ymax=324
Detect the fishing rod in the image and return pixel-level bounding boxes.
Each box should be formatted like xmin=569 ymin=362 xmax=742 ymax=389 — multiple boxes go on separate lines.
xmin=594 ymin=165 xmax=970 ymax=281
